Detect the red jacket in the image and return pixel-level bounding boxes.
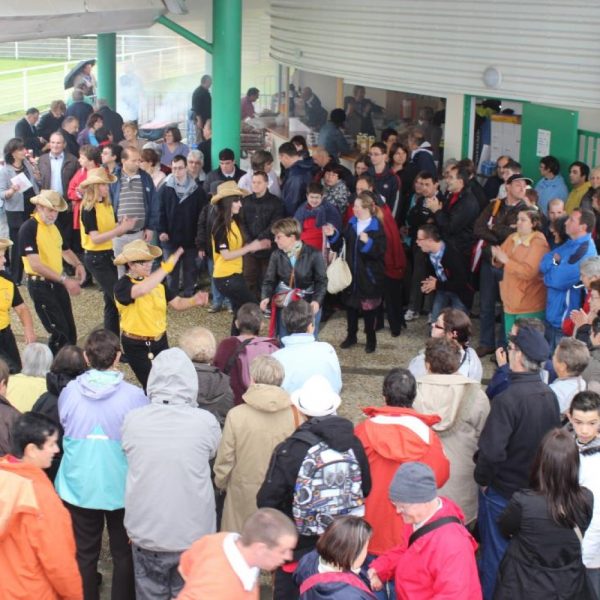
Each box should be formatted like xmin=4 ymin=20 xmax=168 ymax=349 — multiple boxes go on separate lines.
xmin=354 ymin=406 xmax=449 ymax=555
xmin=563 ymin=289 xmax=590 ymax=336
xmin=370 ymin=497 xmax=481 ymax=600
xmin=67 ymin=167 xmax=88 ymax=230
xmin=0 ymin=457 xmax=82 ymax=599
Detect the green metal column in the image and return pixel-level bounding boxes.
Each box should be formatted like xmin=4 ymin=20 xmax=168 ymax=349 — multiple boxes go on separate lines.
xmin=212 ymin=0 xmax=242 ymax=166
xmin=97 ymin=33 xmax=117 ymax=107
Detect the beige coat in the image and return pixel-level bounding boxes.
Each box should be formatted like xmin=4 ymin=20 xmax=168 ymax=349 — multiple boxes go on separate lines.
xmin=414 ymin=373 xmax=490 ymax=523
xmin=213 ymin=383 xmax=298 ymax=532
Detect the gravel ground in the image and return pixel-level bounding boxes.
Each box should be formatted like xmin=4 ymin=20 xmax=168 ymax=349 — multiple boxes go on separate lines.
xmin=11 ymin=281 xmax=494 ymax=598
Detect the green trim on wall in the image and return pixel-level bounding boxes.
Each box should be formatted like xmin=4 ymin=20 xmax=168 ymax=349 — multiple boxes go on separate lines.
xmin=461 ymin=94 xmax=473 ymax=158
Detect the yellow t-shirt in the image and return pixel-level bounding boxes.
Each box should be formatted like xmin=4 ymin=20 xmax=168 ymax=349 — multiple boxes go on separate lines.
xmin=212 ymin=221 xmax=243 ymax=278
xmin=80 ymin=200 xmax=117 ymax=252
xmin=0 ymin=273 xmax=22 ymax=330
xmin=20 ymin=213 xmax=64 ymax=276
xmin=114 ymin=275 xmax=175 ymax=337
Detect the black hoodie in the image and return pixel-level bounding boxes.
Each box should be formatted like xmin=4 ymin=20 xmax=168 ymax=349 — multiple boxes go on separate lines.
xmin=256 ymin=415 xmax=371 ymax=558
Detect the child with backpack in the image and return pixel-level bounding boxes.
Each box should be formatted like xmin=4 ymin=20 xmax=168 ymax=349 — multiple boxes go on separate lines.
xmin=257 ymin=375 xmax=371 ymax=600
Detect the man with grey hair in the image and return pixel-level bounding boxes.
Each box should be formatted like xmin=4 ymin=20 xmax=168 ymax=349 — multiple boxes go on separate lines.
xmin=368 ymin=462 xmax=480 ymax=599
xmin=474 ymin=326 xmax=560 ymax=599
xmin=65 ymin=88 xmax=93 ymax=130
xmin=187 ymin=149 xmax=206 ymax=184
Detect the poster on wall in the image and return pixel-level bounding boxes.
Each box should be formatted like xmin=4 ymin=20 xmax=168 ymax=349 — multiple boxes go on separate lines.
xmin=490 ymin=114 xmax=521 ymax=162
xmin=536 ymin=129 xmax=551 ymax=157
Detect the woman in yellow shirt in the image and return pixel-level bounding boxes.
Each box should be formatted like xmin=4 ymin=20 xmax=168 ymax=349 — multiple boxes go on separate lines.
xmin=114 ymin=239 xmax=209 ymax=388
xmin=79 ymin=167 xmax=137 ymax=335
xmin=210 ymin=181 xmax=270 ymax=333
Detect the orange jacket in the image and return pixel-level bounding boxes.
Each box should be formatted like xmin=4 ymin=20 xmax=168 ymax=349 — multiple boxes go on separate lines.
xmin=177 ymin=532 xmax=259 ymax=600
xmin=0 ymin=458 xmax=82 ymax=600
xmin=497 ymin=231 xmax=549 ymax=315
xmin=354 ymin=406 xmax=450 ymax=555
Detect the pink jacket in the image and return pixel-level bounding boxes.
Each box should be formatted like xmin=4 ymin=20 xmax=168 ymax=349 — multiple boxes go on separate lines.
xmin=370 ymin=497 xmax=482 ymax=600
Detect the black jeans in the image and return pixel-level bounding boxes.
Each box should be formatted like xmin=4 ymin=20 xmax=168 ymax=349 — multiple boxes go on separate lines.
xmin=164 ymin=246 xmax=198 ymax=297
xmin=84 ymin=250 xmax=119 ymax=335
xmin=121 ymin=333 xmax=169 ymax=390
xmin=0 ymin=325 xmax=21 ymax=373
xmin=27 ymin=278 xmax=77 ymax=355
xmin=213 ymin=273 xmax=258 ymax=334
xmin=380 ymin=275 xmax=405 ymax=335
xmin=65 ymin=502 xmax=135 ymax=600
xmin=347 ymin=305 xmax=377 ymax=344
xmin=6 ymin=210 xmax=25 ymax=283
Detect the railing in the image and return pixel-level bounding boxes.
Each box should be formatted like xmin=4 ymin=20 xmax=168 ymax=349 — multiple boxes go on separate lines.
xmin=578 ymin=130 xmax=600 ymax=167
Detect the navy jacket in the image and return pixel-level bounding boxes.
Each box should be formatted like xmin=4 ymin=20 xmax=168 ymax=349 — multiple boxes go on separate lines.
xmin=281 ymin=157 xmax=316 ymax=216
xmin=109 ymin=167 xmax=159 ymax=231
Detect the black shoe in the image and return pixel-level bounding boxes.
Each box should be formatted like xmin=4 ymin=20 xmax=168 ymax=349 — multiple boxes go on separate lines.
xmin=391 ymin=330 xmax=401 ymax=338
xmin=365 ymin=341 xmax=377 ymax=353
xmin=340 ymin=337 xmax=357 ymax=349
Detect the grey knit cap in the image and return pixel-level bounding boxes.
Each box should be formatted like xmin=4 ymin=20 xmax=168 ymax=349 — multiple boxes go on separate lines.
xmin=389 ymin=462 xmax=437 ymax=503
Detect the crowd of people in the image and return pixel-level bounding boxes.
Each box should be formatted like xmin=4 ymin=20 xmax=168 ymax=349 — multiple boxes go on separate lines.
xmin=1 ymin=76 xmax=600 ymax=600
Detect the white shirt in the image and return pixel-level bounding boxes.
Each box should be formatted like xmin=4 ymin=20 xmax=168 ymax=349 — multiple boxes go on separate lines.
xmin=49 ymin=152 xmax=65 ymax=194
xmin=222 ymin=533 xmax=260 ymax=592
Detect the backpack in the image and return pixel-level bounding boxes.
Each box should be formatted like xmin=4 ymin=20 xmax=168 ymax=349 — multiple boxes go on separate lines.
xmin=292 ymin=429 xmax=365 ymax=536
xmin=222 ymin=336 xmax=280 ymax=389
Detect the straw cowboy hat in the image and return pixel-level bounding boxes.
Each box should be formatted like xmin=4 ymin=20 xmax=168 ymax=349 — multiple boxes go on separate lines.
xmin=291 ymin=375 xmax=342 ymax=418
xmin=210 ymin=180 xmax=249 ymax=205
xmin=0 ymin=238 xmax=13 ymax=252
xmin=31 ymin=190 xmax=68 ymax=212
xmin=113 ymin=239 xmax=162 ymax=266
xmin=79 ymin=168 xmax=117 ymax=187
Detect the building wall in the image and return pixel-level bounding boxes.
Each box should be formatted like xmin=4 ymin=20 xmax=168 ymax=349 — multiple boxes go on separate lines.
xmin=270 ymin=0 xmax=600 ymax=110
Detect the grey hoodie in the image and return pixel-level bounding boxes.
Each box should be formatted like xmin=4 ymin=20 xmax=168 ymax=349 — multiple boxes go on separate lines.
xmin=122 ymin=348 xmax=221 ymax=552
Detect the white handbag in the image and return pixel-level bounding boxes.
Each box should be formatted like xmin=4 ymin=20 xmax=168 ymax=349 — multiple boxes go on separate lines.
xmin=326 ymin=240 xmax=352 ymax=294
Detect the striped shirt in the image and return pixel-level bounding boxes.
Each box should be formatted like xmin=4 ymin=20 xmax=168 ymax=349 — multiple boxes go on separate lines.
xmin=117 ymin=173 xmax=145 ymax=226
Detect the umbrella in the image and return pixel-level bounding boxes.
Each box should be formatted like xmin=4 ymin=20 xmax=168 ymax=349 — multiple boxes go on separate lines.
xmin=64 ymin=59 xmax=96 ymax=90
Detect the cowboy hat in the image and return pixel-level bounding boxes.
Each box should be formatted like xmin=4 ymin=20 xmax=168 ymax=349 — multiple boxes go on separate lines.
xmin=31 ymin=190 xmax=68 ymax=212
xmin=0 ymin=238 xmax=13 ymax=252
xmin=113 ymin=239 xmax=162 ymax=266
xmin=210 ymin=180 xmax=249 ymax=205
xmin=79 ymin=168 xmax=117 ymax=187
xmin=290 ymin=375 xmax=342 ymax=418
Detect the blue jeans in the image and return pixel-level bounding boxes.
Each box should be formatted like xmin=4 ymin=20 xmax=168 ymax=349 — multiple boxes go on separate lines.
xmin=544 ymin=320 xmax=564 ymax=354
xmin=367 ymin=554 xmax=396 ymax=600
xmin=207 ymin=256 xmax=230 ymax=308
xmin=478 ymin=487 xmax=510 ymax=600
xmin=163 ymin=246 xmax=198 ymax=297
xmin=431 ymin=289 xmax=468 ymax=322
xmin=132 ymin=544 xmax=184 ymax=600
xmin=479 ymin=260 xmax=506 ymax=348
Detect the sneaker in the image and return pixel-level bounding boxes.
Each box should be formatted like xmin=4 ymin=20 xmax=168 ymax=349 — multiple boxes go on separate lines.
xmin=207 ymin=305 xmax=222 ymax=313
xmin=404 ymin=309 xmax=419 ymax=321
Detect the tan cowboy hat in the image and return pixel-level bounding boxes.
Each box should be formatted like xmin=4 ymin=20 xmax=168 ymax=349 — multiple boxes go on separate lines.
xmin=31 ymin=190 xmax=68 ymax=212
xmin=210 ymin=180 xmax=249 ymax=205
xmin=79 ymin=167 xmax=117 ymax=187
xmin=113 ymin=239 xmax=162 ymax=266
xmin=0 ymin=238 xmax=13 ymax=252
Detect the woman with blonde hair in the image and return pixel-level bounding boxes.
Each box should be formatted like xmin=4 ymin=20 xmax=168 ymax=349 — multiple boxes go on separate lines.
xmin=491 ymin=208 xmax=550 ymax=332
xmin=213 ymin=354 xmax=297 ymax=532
xmin=324 ymin=191 xmax=386 ymax=353
xmin=79 ymin=167 xmax=138 ymax=334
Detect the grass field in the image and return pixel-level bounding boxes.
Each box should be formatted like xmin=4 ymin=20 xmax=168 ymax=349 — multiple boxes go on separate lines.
xmin=0 ymin=57 xmax=63 ymax=72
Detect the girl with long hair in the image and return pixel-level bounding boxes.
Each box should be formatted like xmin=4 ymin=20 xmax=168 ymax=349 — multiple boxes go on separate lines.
xmin=495 ymin=428 xmax=595 ymax=599
xmin=79 ymin=168 xmax=137 ymax=334
xmin=324 ymin=191 xmax=386 ymax=353
xmin=210 ymin=181 xmax=270 ymax=333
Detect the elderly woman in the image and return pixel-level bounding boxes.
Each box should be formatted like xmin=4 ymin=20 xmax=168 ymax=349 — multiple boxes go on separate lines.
xmin=6 ymin=343 xmax=53 ymax=412
xmin=159 ymin=126 xmax=189 ymax=170
xmin=213 ymin=355 xmax=297 ymax=532
xmin=323 ymin=164 xmax=352 ymax=217
xmin=260 ymin=217 xmax=328 ymax=338
xmin=178 ymin=326 xmax=234 ymax=427
xmin=563 ymin=256 xmax=600 ymax=338
xmin=413 ymin=337 xmax=490 ymax=524
xmin=0 ymin=137 xmax=40 ymax=282
xmin=113 ymin=239 xmax=209 ymax=388
xmin=187 ymin=149 xmax=206 ymax=183
xmin=324 ymin=192 xmax=387 ymax=353
xmin=491 ymin=208 xmax=550 ymax=332
xmin=119 ymin=121 xmax=145 ymax=151
xmin=409 ymin=308 xmax=483 ymax=382
xmin=79 ymin=167 xmax=138 ymax=335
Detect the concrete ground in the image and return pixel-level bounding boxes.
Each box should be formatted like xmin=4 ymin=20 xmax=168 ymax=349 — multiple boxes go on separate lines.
xmin=10 ymin=281 xmax=494 ymax=598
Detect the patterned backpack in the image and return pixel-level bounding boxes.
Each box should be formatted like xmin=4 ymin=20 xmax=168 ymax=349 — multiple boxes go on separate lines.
xmin=291 ymin=429 xmax=365 ymax=536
